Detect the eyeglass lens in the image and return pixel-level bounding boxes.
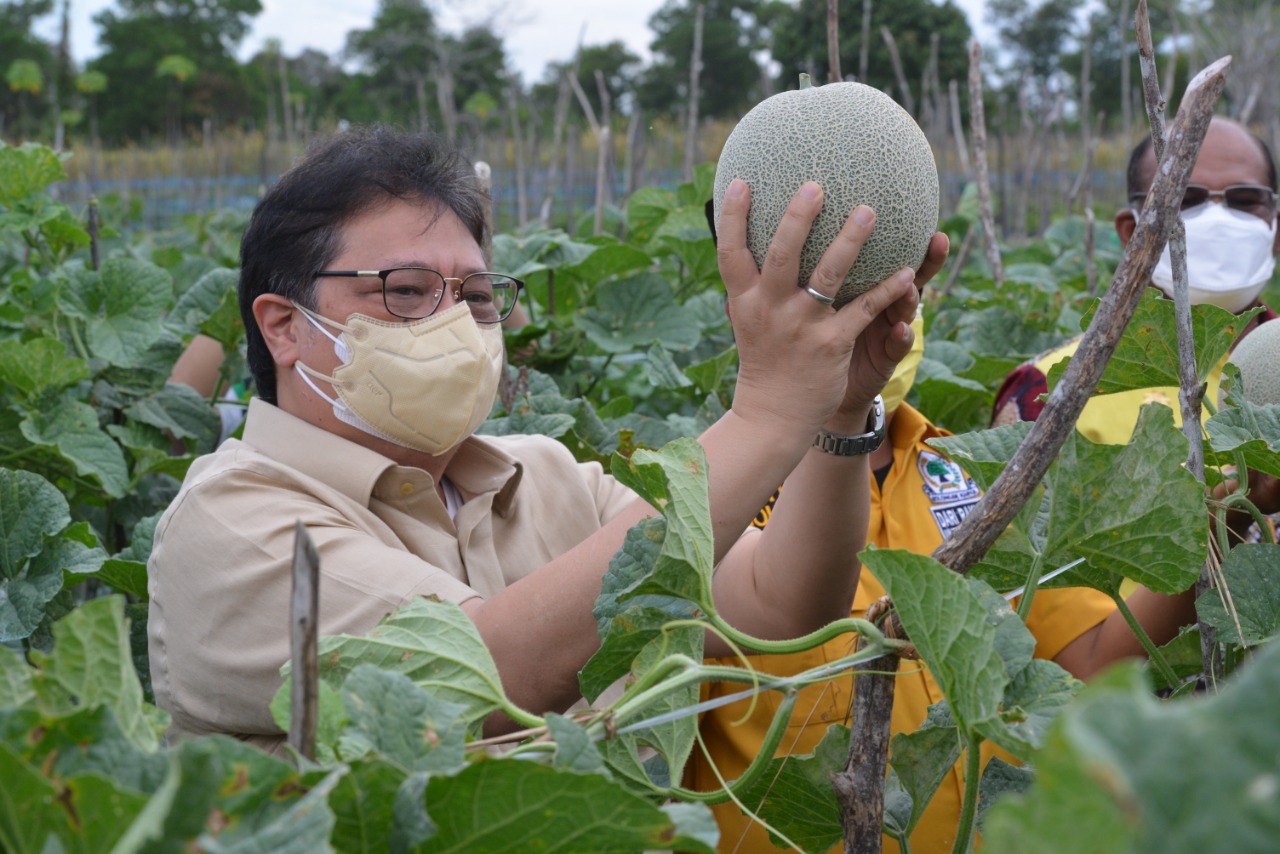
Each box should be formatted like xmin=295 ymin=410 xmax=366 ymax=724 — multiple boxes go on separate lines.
xmin=1180 ymin=184 xmax=1275 ymax=215
xmin=383 ymin=269 xmax=517 ymax=322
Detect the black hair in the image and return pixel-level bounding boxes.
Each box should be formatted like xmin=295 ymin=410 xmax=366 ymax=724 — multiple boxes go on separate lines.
xmin=1125 ymin=119 xmax=1279 ymax=199
xmin=238 ymin=125 xmax=490 ymax=404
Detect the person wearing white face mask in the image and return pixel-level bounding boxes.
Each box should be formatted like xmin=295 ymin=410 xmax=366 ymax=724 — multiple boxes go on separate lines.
xmin=993 ymin=117 xmax=1280 ymax=446
xmin=146 ymin=125 xmax=950 ymax=752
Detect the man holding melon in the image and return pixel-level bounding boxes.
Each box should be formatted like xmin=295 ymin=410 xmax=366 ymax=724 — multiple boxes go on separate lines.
xmin=146 ymin=124 xmax=948 ymax=752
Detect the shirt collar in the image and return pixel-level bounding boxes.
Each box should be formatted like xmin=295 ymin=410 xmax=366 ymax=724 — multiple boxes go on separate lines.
xmin=241 ymin=399 xmax=524 ymax=512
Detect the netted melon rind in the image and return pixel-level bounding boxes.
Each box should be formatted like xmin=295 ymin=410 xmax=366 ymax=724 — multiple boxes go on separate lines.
xmin=712 ymin=82 xmax=940 ymax=308
xmin=1227 ymin=318 xmax=1280 ymax=406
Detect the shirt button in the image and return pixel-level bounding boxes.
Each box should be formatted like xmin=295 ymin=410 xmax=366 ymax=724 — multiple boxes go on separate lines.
xmin=399 ymin=482 xmax=414 ymax=496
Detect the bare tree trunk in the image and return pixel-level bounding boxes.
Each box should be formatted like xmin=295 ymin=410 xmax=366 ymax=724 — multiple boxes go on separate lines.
xmin=415 ymin=76 xmax=430 ymax=135
xmin=834 ymin=650 xmax=899 ymax=854
xmin=540 ymin=67 xmax=577 ymax=227
xmin=683 ymin=2 xmax=705 ymax=180
xmin=434 ymin=63 xmax=459 ymax=144
xmin=880 ymin=26 xmax=916 ymax=116
xmin=567 ymin=68 xmax=609 ymax=235
xmin=1121 ymin=0 xmax=1133 ymax=151
xmin=968 ymin=41 xmax=1004 ymax=287
xmin=949 ymin=79 xmax=972 ymax=178
xmin=624 ymin=105 xmax=644 ymax=196
xmin=859 ymin=0 xmax=872 ymax=83
xmin=278 ymin=50 xmax=294 ymax=146
xmin=828 ymin=0 xmax=843 ymax=83
xmin=508 ymin=88 xmax=528 ymax=227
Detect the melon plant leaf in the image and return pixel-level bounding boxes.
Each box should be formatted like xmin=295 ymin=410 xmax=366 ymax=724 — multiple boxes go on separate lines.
xmin=946 ymin=406 xmax=1205 ymax=596
xmin=888 ymin=718 xmax=962 ymax=834
xmin=8 ymin=704 xmax=168 ymax=794
xmin=576 ymin=273 xmax=701 ymax=354
xmin=77 ymin=257 xmax=175 ymax=367
xmin=967 ymin=578 xmax=1036 ymax=681
xmin=1047 ymin=291 xmax=1259 ymax=394
xmin=0 ymin=468 xmax=73 ymax=641
xmin=200 ymin=766 xmax=343 ymax=854
xmin=975 ymin=757 xmax=1033 ymax=830
xmin=978 ymin=658 xmax=1081 ymax=761
xmin=733 ymin=722 xmax=850 ymax=854
xmin=607 ymin=439 xmax=714 ymax=609
xmin=169 ymin=266 xmax=240 ymax=342
xmin=307 ymin=598 xmax=506 ymax=729
xmin=913 ymin=357 xmax=993 ymax=435
xmin=625 ymin=186 xmax=680 ymax=248
xmin=1205 ymin=400 xmax=1280 ymax=478
xmin=20 ymin=398 xmax=131 ymax=498
xmin=983 ymin=644 xmax=1280 ymax=854
xmin=27 ymin=595 xmax=156 ymax=751
xmin=0 ymin=743 xmax=149 ymax=854
xmin=656 ymin=234 xmax=719 ymax=286
xmin=420 ymin=759 xmax=716 ymax=853
xmin=126 ymin=382 xmax=223 ymax=449
xmin=0 ymin=338 xmax=90 ymax=397
xmin=0 ymin=142 xmax=66 ymax=206
xmin=607 ymin=629 xmax=702 ymax=785
xmin=685 ymin=346 xmax=737 ymax=397
xmin=582 ymin=517 xmax=699 ymax=702
xmin=109 ymin=740 xmax=224 ymax=852
xmin=327 ymin=757 xmax=406 ymax=854
xmin=863 ymin=549 xmax=1007 ymax=734
xmin=0 ymin=648 xmax=33 ymax=708
xmin=546 ymin=712 xmax=609 ymax=776
xmin=646 ymin=344 xmax=693 ymax=389
xmin=926 ymin=420 xmax=1033 ymax=494
xmin=337 ymin=664 xmax=468 ymax=775
xmin=1195 ymin=543 xmax=1280 ymax=646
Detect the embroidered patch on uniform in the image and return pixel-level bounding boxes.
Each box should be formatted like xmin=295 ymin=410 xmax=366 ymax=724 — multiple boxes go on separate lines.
xmin=930 ymin=498 xmax=980 ymax=540
xmin=918 ymin=451 xmax=981 ymax=504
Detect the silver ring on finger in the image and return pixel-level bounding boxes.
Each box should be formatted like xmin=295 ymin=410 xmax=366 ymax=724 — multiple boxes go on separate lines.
xmin=804 ymin=286 xmax=836 ymax=306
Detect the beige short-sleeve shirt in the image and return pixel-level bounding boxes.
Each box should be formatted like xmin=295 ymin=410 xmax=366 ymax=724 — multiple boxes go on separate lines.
xmin=148 ymin=398 xmax=637 ymax=752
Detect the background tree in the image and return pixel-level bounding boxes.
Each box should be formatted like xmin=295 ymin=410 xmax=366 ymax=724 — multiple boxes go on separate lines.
xmin=90 ymin=0 xmax=263 ymax=144
xmin=535 ymin=40 xmax=642 ymax=123
xmin=0 ymin=0 xmax=54 ymax=139
xmin=1181 ymin=0 xmax=1280 ymax=128
xmin=764 ymin=0 xmax=972 ymax=112
xmin=986 ymin=0 xmax=1084 ymax=99
xmin=344 ymin=0 xmax=439 ymax=132
xmin=636 ymin=0 xmax=768 ymax=121
xmin=5 ymin=58 xmax=44 ymax=139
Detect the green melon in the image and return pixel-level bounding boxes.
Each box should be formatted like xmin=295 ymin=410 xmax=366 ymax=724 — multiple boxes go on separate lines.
xmin=1227 ymin=319 xmax=1280 ymax=406
xmin=713 ymin=81 xmax=939 ymax=308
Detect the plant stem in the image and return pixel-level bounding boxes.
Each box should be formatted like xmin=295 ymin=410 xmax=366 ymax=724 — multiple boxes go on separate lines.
xmin=1015 ymin=553 xmax=1044 ymax=622
xmin=949 ymin=737 xmax=983 ymax=854
xmin=1111 ymin=592 xmax=1180 ymax=687
xmin=705 ymin=612 xmax=902 ymax=657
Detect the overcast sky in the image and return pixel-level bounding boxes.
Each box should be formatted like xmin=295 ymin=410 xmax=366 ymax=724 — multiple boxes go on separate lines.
xmin=37 ymin=0 xmax=994 ymax=85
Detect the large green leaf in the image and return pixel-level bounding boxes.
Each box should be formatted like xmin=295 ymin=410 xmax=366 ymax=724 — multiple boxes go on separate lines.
xmin=1196 ymin=543 xmax=1280 ymax=646
xmin=308 ymin=598 xmax=505 ymax=728
xmin=0 ymin=647 xmax=33 ymax=708
xmin=575 ymin=273 xmax=702 ymax=354
xmin=28 ymin=596 xmax=157 ymax=751
xmin=978 ymin=658 xmax=1080 ymax=761
xmin=1205 ymin=400 xmax=1280 ymax=478
xmin=936 ymin=406 xmax=1205 ymax=596
xmin=546 ymin=713 xmax=609 ymax=776
xmin=338 ymin=665 xmax=469 ymax=775
xmin=608 ymin=439 xmax=714 ymax=608
xmin=1047 ymin=291 xmax=1259 ymax=394
xmin=983 ymin=645 xmax=1280 ymax=854
xmin=327 ymin=757 xmax=406 ymax=854
xmin=126 ymin=382 xmax=223 ymax=450
xmin=733 ymin=723 xmax=850 ymax=853
xmin=0 ymin=468 xmax=71 ymax=641
xmin=0 ymin=338 xmax=90 ymax=398
xmin=863 ymin=549 xmax=1007 ymax=734
xmin=420 ymin=759 xmax=716 ymax=853
xmin=0 ymin=142 xmax=66 ymax=207
xmin=169 ymin=267 xmax=240 ymax=343
xmin=73 ymin=257 xmax=175 ymax=367
xmin=21 ymin=398 xmax=131 ymax=498
xmin=887 ymin=710 xmax=961 ymax=835
xmin=5 ymin=704 xmax=167 ymax=794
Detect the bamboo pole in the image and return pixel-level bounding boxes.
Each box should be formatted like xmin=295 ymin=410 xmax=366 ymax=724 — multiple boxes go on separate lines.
xmin=880 ymin=26 xmax=916 ymax=116
xmin=967 ymin=41 xmax=1003 ymax=288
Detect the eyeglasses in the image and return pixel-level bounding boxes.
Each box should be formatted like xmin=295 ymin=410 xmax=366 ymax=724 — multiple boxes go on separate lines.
xmin=1130 ymin=183 xmax=1277 ymax=220
xmin=314 ymin=268 xmax=523 ymax=323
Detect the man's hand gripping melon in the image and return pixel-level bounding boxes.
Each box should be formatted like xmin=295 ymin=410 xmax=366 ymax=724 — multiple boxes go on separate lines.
xmin=713 ymin=81 xmax=940 ymax=308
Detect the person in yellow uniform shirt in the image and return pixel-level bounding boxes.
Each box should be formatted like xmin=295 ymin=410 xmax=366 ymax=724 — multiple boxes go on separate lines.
xmin=684 ymin=312 xmax=1197 ymax=853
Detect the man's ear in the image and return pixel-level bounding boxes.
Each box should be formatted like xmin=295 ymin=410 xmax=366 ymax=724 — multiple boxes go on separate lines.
xmin=1115 ymin=207 xmax=1137 ymax=246
xmin=253 ymin=294 xmax=301 ymax=368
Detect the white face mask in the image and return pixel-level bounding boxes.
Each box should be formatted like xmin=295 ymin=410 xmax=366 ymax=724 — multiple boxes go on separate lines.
xmin=1150 ymin=202 xmax=1277 ymax=314
xmin=292 ymin=302 xmax=505 ymax=456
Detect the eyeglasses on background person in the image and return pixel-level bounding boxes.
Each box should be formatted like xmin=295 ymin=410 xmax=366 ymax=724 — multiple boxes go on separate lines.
xmin=1129 ymin=183 xmax=1278 ymax=221
xmin=314 ymin=268 xmax=524 ymax=323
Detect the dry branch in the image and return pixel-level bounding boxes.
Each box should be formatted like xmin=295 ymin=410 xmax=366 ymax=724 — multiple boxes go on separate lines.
xmin=966 ymin=41 xmax=1003 ymax=288
xmin=683 ymin=3 xmax=706 ymax=180
xmin=932 ymin=56 xmax=1232 ymax=576
xmin=834 ymin=653 xmax=899 ymax=854
xmin=880 ymin=27 xmax=915 ymax=117
xmin=859 ymin=0 xmax=872 ymax=82
xmin=828 ymin=0 xmax=843 ymax=84
xmin=289 ymin=520 xmax=320 ymax=761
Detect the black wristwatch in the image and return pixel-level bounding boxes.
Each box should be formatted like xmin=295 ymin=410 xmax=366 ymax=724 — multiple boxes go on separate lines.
xmin=812 ymin=395 xmax=886 ymax=456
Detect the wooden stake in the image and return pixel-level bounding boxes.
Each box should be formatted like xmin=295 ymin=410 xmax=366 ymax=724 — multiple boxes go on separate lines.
xmin=966 ymin=41 xmax=1004 ymax=288
xmin=288 ymin=520 xmax=320 ymax=761
xmin=827 ymin=0 xmax=843 ymax=84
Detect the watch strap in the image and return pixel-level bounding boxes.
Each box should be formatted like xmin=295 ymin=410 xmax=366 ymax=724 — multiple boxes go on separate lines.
xmin=813 ymin=395 xmax=886 ymax=456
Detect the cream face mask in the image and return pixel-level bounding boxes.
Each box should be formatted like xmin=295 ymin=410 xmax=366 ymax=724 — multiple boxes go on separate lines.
xmin=293 ymin=302 xmax=505 ymax=456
